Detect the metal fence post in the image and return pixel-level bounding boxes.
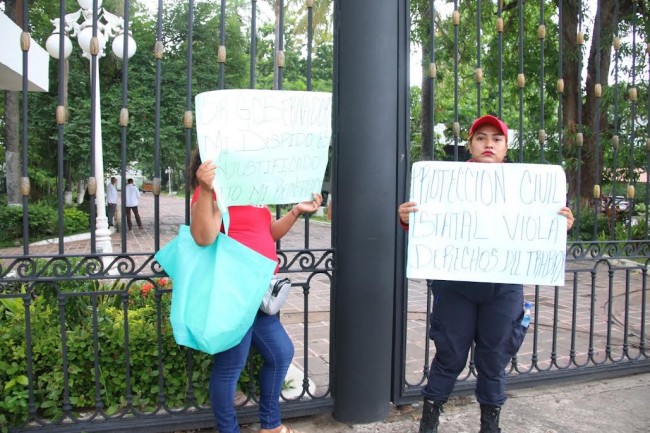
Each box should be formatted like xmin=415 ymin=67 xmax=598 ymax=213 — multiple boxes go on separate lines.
xmin=331 ymin=0 xmax=409 ymax=423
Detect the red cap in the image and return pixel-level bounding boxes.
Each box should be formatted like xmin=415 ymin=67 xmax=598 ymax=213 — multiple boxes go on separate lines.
xmin=469 ymin=115 xmax=508 ymax=142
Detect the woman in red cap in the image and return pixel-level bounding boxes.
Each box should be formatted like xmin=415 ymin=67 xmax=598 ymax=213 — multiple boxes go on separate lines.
xmin=398 ymin=115 xmax=574 ymax=433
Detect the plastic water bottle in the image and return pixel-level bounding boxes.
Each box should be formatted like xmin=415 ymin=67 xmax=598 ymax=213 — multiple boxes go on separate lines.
xmin=521 ymin=301 xmax=532 ymax=328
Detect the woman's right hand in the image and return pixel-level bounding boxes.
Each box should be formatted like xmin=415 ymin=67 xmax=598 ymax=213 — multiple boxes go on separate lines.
xmin=398 ymin=201 xmax=418 ymax=225
xmin=196 ymin=160 xmax=217 ymax=191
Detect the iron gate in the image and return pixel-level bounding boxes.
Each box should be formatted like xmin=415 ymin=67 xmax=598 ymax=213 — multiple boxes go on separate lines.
xmin=0 ymin=1 xmax=648 ymax=432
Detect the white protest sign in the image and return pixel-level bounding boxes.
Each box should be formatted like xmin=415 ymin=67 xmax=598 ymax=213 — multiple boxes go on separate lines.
xmin=195 ymin=89 xmax=332 ymax=206
xmin=407 ymin=161 xmax=568 ymax=286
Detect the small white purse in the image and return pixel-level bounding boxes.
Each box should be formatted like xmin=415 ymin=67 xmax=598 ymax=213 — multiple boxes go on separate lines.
xmin=260 ymin=277 xmax=292 ymax=315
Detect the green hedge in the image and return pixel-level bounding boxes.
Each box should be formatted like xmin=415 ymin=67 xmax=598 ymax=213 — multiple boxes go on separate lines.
xmin=0 ymin=200 xmax=90 ymax=246
xmin=0 ymin=276 xmax=261 ymax=432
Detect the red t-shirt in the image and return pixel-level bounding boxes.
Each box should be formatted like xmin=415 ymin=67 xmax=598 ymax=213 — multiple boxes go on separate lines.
xmin=191 ymin=188 xmax=278 ymax=268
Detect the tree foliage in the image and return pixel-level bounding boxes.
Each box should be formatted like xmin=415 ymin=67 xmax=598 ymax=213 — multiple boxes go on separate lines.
xmin=3 ymin=0 xmax=645 ymax=209
xmin=410 ymin=0 xmax=648 ymax=205
xmin=5 ymin=0 xmax=332 ymax=202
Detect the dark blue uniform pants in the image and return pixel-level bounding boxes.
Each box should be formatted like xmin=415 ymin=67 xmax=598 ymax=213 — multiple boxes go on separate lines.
xmin=422 ymin=281 xmax=526 ymax=407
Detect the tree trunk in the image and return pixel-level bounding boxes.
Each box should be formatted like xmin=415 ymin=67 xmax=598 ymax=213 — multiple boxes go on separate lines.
xmin=560 ymin=0 xmax=582 ymax=203
xmin=582 ymin=1 xmax=618 ymax=202
xmin=5 ymin=91 xmax=21 ymax=206
xmin=4 ymin=0 xmax=22 ymax=206
xmin=560 ymin=0 xmax=636 ymax=206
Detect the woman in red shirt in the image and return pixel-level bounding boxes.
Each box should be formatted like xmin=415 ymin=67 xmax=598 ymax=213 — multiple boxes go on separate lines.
xmin=190 ymin=150 xmax=321 ymax=433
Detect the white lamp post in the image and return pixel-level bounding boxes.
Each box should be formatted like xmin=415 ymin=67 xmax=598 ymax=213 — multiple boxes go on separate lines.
xmin=46 ymin=0 xmax=136 ymax=254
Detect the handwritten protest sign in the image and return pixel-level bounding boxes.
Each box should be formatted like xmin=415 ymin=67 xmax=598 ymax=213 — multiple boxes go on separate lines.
xmin=407 ymin=161 xmax=568 ymax=286
xmin=195 ymin=89 xmax=332 ymax=206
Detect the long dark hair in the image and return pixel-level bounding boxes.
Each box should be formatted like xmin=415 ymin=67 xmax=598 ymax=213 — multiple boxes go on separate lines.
xmin=189 ymin=148 xmax=202 ymax=190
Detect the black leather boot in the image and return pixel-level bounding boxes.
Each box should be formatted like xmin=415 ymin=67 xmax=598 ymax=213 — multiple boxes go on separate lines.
xmin=479 ymin=404 xmax=501 ymax=433
xmin=418 ymin=399 xmax=443 ymax=433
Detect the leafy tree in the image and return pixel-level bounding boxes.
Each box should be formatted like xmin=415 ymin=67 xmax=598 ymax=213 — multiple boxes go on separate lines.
xmin=409 ymin=0 xmax=648 ymax=207
xmin=560 ymin=0 xmax=648 ymax=205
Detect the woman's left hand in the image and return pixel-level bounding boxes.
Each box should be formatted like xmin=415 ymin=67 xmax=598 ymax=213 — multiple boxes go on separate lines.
xmin=295 ymin=193 xmax=323 ymax=214
xmin=559 ymin=206 xmax=574 ymax=231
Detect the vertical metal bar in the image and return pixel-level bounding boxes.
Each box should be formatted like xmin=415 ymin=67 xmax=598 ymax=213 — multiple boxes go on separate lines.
xmin=91 ymin=294 xmax=105 ymax=413
xmin=56 ymin=1 xmax=67 ymax=254
xmin=640 ymin=268 xmax=647 ymax=355
xmin=424 ymin=281 xmax=434 ymax=378
xmin=551 ymin=285 xmax=560 ymax=367
xmin=532 ymin=286 xmax=541 ymax=369
xmin=574 ymin=0 xmax=584 ymax=237
xmin=184 ymin=1 xmax=195 ymax=226
xmin=155 ymin=288 xmax=166 ymax=407
xmin=588 ymin=270 xmax=597 ymax=363
xmin=557 ymin=0 xmax=564 ymax=164
xmin=517 ymin=0 xmax=524 ymax=162
xmin=538 ymin=0 xmax=545 ymax=163
xmin=610 ymin=0 xmax=621 ymax=240
xmin=569 ymin=276 xmax=578 ymax=364
xmin=122 ymin=290 xmax=134 ymax=409
xmin=58 ymin=293 xmax=73 ymax=417
xmin=20 ymin=0 xmax=30 ymax=254
xmin=274 ymin=0 xmax=289 ymax=250
xmin=391 ymin=0 xmax=413 ymax=402
xmin=153 ymin=1 xmax=165 ymax=243
xmin=429 ymin=0 xmax=436 ymax=161
xmin=23 ymin=292 xmax=37 ymax=421
xmin=143 ymin=0 xmax=159 ymax=251
xmin=180 ymin=0 xmax=195 ymax=402
xmin=301 ymin=283 xmax=310 ymax=395
xmin=307 ymin=2 xmax=313 ymax=91
xmin=121 ymin=0 xmax=139 ymax=251
xmin=89 ymin=0 xmax=100 ymax=253
xmin=606 ymin=266 xmax=614 ymax=361
xmin=250 ymin=0 xmax=257 ymax=89
xmin=453 ymin=0 xmax=459 ymax=161
xmin=219 ymin=0 xmax=226 ymax=89
xmin=277 ymin=0 xmax=285 ymax=90
xmin=626 ymin=0 xmax=638 ymax=239
xmin=303 ymin=0 xmax=315 ymax=249
xmin=646 ymin=42 xmax=650 ymax=240
xmin=592 ymin=0 xmax=602 ymax=240
xmin=497 ymin=0 xmax=503 ymax=117
xmin=476 ymin=0 xmax=481 ymax=117
xmin=623 ymin=270 xmax=631 ymax=358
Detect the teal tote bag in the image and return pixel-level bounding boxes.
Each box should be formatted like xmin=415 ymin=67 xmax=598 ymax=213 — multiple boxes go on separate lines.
xmin=155 ymin=223 xmax=276 ymax=355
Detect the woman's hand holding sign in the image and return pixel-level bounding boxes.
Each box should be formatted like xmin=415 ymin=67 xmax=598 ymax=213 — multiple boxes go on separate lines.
xmin=558 ymin=206 xmax=574 ymax=231
xmin=196 ymin=160 xmax=217 ymax=191
xmin=294 ymin=192 xmax=323 ymax=215
xmin=399 ymin=201 xmax=419 ymax=225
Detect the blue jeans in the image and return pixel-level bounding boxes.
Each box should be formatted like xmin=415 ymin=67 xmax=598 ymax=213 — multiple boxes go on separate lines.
xmin=210 ymin=311 xmax=294 ymax=433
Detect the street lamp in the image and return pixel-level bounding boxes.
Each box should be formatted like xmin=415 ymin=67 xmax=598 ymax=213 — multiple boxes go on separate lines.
xmin=45 ymin=0 xmax=136 ymax=254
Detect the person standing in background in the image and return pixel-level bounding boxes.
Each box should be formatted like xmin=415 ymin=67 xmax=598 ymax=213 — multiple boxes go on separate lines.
xmin=125 ymin=178 xmax=143 ymax=230
xmin=106 ymin=177 xmax=118 ymax=229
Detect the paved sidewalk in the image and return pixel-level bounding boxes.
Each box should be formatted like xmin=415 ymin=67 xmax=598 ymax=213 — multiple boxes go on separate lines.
xmin=195 ymin=372 xmax=650 ymax=433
